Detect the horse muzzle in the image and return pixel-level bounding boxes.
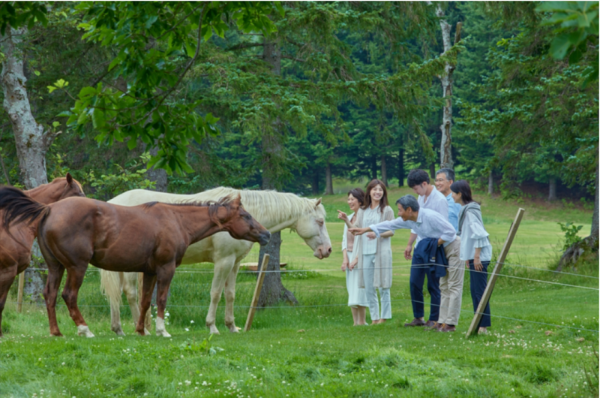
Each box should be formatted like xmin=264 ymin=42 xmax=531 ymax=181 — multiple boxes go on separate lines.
xmin=258 ymin=231 xmax=271 ymax=246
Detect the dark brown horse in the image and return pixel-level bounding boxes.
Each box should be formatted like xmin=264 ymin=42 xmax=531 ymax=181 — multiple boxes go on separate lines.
xmin=0 ymin=174 xmax=85 ymax=336
xmin=0 ymin=187 xmax=270 ymax=337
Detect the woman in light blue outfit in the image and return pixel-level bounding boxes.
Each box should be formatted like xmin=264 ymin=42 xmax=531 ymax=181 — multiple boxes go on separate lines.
xmin=451 ymin=180 xmax=493 ymax=334
xmin=339 ymin=188 xmax=368 ymax=325
xmin=341 ymin=179 xmax=394 ymax=324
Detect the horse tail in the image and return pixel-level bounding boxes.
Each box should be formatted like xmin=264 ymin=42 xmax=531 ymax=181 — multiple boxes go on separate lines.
xmin=0 ymin=185 xmax=51 ymax=235
xmin=100 ymin=269 xmax=123 ymax=307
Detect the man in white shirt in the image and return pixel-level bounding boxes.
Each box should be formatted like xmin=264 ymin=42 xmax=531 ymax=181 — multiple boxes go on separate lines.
xmin=350 ymin=195 xmax=463 ymax=332
xmin=435 ymin=168 xmax=461 ymax=231
xmin=402 ymin=169 xmax=448 ymax=328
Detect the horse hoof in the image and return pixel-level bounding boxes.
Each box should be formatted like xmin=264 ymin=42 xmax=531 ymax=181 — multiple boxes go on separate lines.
xmin=156 ymin=330 xmax=171 ymax=337
xmin=144 ymin=328 xmax=150 ymax=336
xmin=227 ymin=325 xmax=241 ymax=333
xmin=77 ymin=325 xmax=95 ymax=338
xmin=114 ymin=329 xmax=125 ymax=336
xmin=209 ymin=325 xmax=220 ymax=335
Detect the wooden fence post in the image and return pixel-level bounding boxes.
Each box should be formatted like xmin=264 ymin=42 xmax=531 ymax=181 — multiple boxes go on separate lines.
xmin=17 ymin=272 xmax=25 ymax=313
xmin=466 ymin=208 xmax=525 ymax=338
xmin=244 ymin=254 xmax=269 ymax=332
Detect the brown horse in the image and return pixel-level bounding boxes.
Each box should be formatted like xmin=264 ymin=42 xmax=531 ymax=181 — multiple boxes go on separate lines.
xmin=0 ymin=174 xmax=85 ymax=336
xmin=0 ymin=186 xmax=270 ymax=337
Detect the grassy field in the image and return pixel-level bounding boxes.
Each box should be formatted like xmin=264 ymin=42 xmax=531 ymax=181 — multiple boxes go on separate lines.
xmin=0 ymin=187 xmax=598 ymax=398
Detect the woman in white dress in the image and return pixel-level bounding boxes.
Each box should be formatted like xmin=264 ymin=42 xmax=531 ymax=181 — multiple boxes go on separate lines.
xmin=339 ymin=188 xmax=368 ymax=326
xmin=339 ymin=180 xmax=395 ymax=324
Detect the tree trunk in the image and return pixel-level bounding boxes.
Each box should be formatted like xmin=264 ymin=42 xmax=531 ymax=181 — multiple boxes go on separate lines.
xmin=437 ymin=7 xmax=461 ymax=170
xmin=398 ymin=146 xmax=405 ymax=187
xmin=312 ymin=168 xmax=320 ymax=195
xmin=430 ymin=163 xmax=436 ymax=181
xmin=548 ymin=177 xmax=557 ymax=202
xmin=381 ymin=155 xmax=388 ymax=187
xmin=145 ymin=145 xmax=168 ymax=192
xmin=257 ymin=231 xmax=298 ymax=307
xmin=591 ymin=161 xmax=599 ymax=243
xmin=488 ymin=170 xmax=493 ymax=195
xmin=325 ymin=162 xmax=334 ymax=195
xmin=1 ymin=26 xmax=56 ymax=302
xmin=259 ymin=37 xmax=297 ymax=306
xmin=371 ymin=155 xmax=377 ymax=181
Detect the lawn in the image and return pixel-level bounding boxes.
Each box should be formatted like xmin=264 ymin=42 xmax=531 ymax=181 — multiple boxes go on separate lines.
xmin=0 ymin=188 xmax=597 ymax=398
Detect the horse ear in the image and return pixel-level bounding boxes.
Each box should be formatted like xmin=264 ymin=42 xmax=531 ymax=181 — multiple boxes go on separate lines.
xmin=315 ymin=198 xmax=322 ymax=208
xmin=232 ymin=194 xmax=242 ymax=207
xmin=66 ymin=173 xmax=73 ymax=185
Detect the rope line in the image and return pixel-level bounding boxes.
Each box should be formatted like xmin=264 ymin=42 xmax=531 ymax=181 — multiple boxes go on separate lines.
xmin=7 ymin=297 xmax=598 ymax=333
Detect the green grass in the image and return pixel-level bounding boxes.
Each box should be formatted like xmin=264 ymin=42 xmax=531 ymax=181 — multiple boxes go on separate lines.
xmin=0 ymin=187 xmax=597 ymax=398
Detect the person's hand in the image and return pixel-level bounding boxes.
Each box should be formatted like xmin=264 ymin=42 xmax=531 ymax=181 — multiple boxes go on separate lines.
xmin=465 ymin=260 xmax=470 ymax=270
xmin=474 ymin=256 xmax=483 ymax=271
xmin=366 ymin=232 xmax=377 ymax=240
xmin=337 ymin=210 xmax=348 ymax=222
xmin=349 ymin=227 xmax=368 ymax=235
xmin=404 ymin=244 xmax=413 ymax=260
xmin=349 ymin=258 xmax=358 ymax=270
xmin=341 ymin=259 xmax=349 ymax=271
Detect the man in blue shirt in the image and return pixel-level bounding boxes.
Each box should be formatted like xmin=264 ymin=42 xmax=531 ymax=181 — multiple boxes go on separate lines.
xmin=435 ymin=168 xmax=461 ymax=231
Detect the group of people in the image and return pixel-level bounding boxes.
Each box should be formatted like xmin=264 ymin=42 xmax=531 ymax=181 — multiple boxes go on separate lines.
xmin=337 ymin=169 xmax=492 ymax=333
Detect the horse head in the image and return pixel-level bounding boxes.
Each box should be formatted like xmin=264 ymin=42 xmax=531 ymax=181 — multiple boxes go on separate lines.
xmin=54 ymin=173 xmax=85 ymax=200
xmin=294 ymin=198 xmax=332 ymax=259
xmin=219 ymin=194 xmax=271 ymax=246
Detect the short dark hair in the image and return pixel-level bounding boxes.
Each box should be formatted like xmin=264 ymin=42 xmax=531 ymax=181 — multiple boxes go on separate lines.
xmin=450 ymin=180 xmax=478 ymax=205
xmin=347 ymin=188 xmax=366 ymax=206
xmin=436 ymin=168 xmax=455 ymax=182
xmin=396 ymin=195 xmax=420 ymax=212
xmin=407 ymin=169 xmax=430 ymax=187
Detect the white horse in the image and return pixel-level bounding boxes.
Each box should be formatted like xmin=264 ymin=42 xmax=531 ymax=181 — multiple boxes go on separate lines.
xmin=100 ymin=187 xmax=332 ymax=335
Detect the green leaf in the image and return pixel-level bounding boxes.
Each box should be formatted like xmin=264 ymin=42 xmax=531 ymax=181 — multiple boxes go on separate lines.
xmin=549 ymin=34 xmax=572 ymax=59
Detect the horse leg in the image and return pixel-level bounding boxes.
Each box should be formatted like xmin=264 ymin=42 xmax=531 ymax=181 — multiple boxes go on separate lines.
xmin=206 ymin=256 xmax=236 ymax=335
xmin=224 ymin=260 xmax=242 ymax=333
xmin=107 ymin=272 xmax=125 ymax=336
xmin=136 ymin=273 xmax=156 ymax=336
xmin=0 ymin=262 xmax=18 ymax=337
xmin=61 ymin=265 xmax=94 ymax=337
xmin=136 ymin=273 xmax=152 ymax=334
xmin=155 ymin=263 xmax=176 ymax=337
xmin=42 ymin=256 xmax=66 ymax=337
xmin=122 ymin=273 xmax=142 ymax=335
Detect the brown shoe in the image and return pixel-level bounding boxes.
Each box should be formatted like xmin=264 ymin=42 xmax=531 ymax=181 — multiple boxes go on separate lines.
xmin=424 ymin=320 xmax=437 ymax=328
xmin=404 ymin=318 xmax=426 ymax=327
xmin=439 ymin=324 xmax=456 ymax=332
xmin=425 ymin=322 xmax=442 ymax=331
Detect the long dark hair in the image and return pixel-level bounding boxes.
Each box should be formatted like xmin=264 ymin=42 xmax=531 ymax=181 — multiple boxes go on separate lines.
xmin=450 ymin=180 xmax=479 ymax=205
xmin=362 ymin=179 xmax=388 ymax=212
xmin=348 ymin=188 xmax=365 ymax=207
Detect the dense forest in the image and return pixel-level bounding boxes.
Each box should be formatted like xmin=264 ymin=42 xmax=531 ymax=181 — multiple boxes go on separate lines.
xmin=1 ymin=2 xmax=598 ymax=231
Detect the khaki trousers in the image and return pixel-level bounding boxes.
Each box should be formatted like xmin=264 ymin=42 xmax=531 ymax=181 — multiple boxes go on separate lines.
xmin=438 ymin=237 xmax=464 ymax=326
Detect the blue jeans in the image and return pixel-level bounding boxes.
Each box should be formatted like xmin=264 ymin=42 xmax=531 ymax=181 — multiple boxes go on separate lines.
xmin=469 ymin=260 xmax=491 ymax=328
xmin=410 ymin=242 xmax=440 ymax=321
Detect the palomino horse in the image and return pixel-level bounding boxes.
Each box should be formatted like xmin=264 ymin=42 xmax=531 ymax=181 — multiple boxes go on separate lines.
xmin=0 ymin=187 xmax=270 ymax=337
xmin=101 ymin=187 xmax=332 ymax=335
xmin=0 ymin=174 xmax=84 ymax=336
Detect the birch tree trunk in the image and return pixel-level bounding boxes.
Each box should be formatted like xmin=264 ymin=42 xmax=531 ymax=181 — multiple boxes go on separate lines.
xmin=591 ymin=161 xmax=599 ymax=243
xmin=325 ymin=162 xmax=334 ymax=195
xmin=437 ymin=6 xmax=462 ymax=170
xmin=258 ymin=37 xmax=298 ymax=307
xmin=1 ymin=26 xmax=57 ymax=301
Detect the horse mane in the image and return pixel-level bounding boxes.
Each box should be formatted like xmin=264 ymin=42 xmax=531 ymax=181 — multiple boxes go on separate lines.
xmin=0 ymin=186 xmax=50 ymax=230
xmin=143 ymin=196 xmax=235 ymax=228
xmin=184 ymin=187 xmax=324 ymax=226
